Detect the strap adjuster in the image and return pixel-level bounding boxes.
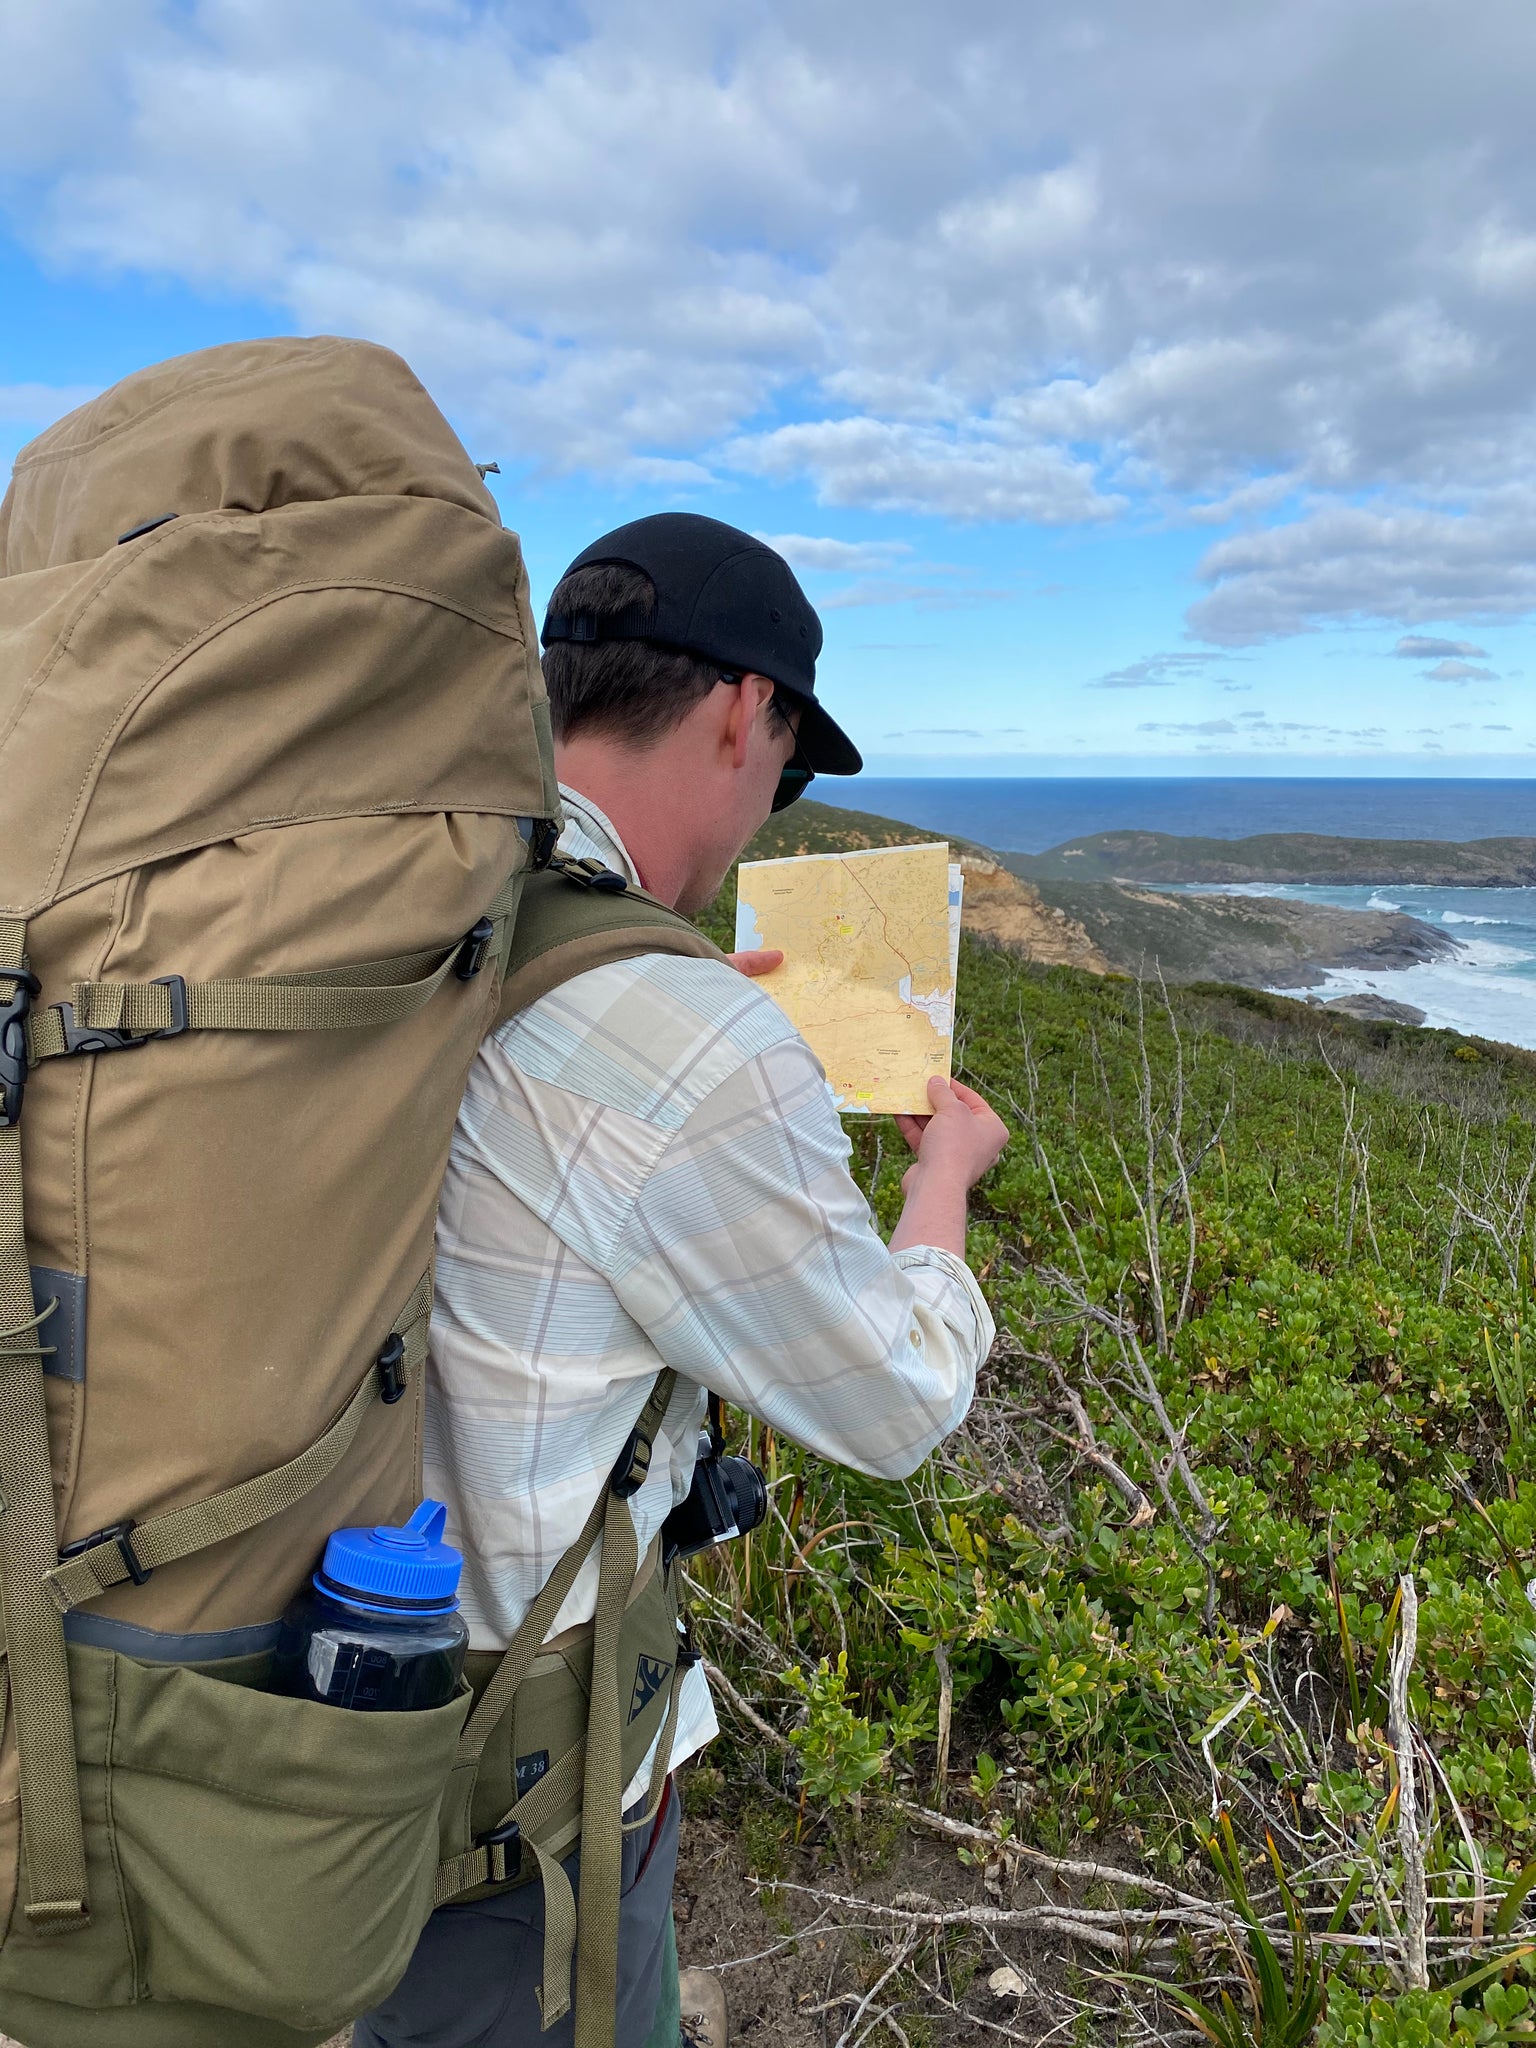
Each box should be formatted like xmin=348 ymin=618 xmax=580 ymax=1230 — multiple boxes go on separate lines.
xmin=376 ymin=1333 xmax=408 ymax=1405
xmin=564 ymin=858 xmax=629 ymax=896
xmin=519 ymin=817 xmax=561 ymax=872
xmin=479 ymin=1816 xmax=522 ymax=1882
xmin=610 ymin=1423 xmax=654 ymax=1499
xmin=453 ymin=917 xmax=496 ymax=982
xmin=54 ymin=975 xmax=189 ymax=1056
xmin=676 ymin=1617 xmax=702 ymax=1670
xmin=0 ymin=967 xmax=40 ymax=1128
xmin=58 ymin=1520 xmax=151 ymax=1587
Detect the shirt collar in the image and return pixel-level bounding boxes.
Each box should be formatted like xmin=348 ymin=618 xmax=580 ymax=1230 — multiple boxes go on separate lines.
xmin=556 ymin=783 xmax=642 ymax=887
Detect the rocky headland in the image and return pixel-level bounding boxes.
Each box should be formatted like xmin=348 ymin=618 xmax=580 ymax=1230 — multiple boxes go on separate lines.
xmin=1020 ymin=877 xmax=1457 ymax=989
xmin=1009 ymin=828 xmax=1536 ymax=887
xmin=735 ymin=801 xmax=1460 ymax=994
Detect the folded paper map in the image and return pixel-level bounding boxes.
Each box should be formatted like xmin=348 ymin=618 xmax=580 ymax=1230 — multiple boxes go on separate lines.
xmin=735 ymin=840 xmax=964 ymax=1114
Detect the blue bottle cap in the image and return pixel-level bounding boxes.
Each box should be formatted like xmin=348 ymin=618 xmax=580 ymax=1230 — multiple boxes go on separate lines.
xmin=316 ymin=1500 xmax=463 ymax=1616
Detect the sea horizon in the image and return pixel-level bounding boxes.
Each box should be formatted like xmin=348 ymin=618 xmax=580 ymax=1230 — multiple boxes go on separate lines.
xmin=812 ymin=777 xmax=1536 ymax=1049
xmin=818 ymin=776 xmax=1536 ymax=856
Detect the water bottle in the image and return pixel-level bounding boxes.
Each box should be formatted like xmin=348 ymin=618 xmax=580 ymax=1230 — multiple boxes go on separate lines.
xmin=272 ymin=1499 xmax=469 ymax=1712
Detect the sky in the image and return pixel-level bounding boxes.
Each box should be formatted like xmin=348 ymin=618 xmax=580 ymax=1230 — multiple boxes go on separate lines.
xmin=3 ymin=0 xmax=1536 ymax=778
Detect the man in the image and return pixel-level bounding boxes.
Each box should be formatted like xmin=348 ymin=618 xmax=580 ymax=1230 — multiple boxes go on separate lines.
xmin=355 ymin=515 xmax=1007 ymax=2048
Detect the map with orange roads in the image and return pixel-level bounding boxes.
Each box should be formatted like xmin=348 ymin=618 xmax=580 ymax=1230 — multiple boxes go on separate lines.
xmin=735 ymin=841 xmax=962 ymax=1114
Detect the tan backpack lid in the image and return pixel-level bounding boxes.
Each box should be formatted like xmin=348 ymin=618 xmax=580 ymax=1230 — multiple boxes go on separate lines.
xmin=0 ymin=335 xmax=498 ymax=575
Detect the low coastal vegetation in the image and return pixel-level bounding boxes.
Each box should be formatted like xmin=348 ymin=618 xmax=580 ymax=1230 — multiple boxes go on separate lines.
xmin=1011 ymin=830 xmax=1536 ymax=889
xmin=682 ymin=809 xmax=1536 ymax=2046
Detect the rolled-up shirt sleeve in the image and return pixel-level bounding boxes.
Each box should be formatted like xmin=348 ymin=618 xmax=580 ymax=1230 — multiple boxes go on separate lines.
xmin=607 ymin=1031 xmax=995 ymax=1479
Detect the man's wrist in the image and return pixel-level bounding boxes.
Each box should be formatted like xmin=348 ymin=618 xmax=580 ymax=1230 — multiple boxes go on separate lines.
xmin=905 ymin=1156 xmax=972 ymax=1200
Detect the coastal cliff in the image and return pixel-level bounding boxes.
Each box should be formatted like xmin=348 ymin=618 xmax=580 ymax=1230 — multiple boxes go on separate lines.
xmin=733 ymin=802 xmax=1456 ymax=990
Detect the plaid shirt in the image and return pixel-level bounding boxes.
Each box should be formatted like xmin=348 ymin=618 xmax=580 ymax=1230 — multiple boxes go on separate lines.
xmin=425 ymin=788 xmax=996 ymax=1795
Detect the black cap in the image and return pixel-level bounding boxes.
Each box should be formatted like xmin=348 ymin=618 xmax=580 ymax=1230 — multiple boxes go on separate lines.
xmin=541 ymin=512 xmax=862 ymax=776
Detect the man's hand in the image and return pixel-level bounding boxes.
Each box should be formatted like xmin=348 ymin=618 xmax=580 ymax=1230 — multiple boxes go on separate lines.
xmin=895 ymin=1076 xmax=1009 ymax=1190
xmin=727 ymin=949 xmax=784 ymax=978
xmin=888 ymin=1076 xmax=1009 ymax=1258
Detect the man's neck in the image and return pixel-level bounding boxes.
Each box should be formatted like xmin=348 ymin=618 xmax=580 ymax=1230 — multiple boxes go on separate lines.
xmin=554 ymin=746 xmax=697 ymax=909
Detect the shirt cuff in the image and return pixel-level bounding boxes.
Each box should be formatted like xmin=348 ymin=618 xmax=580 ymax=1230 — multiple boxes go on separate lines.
xmin=890 ymin=1244 xmax=997 ymax=1362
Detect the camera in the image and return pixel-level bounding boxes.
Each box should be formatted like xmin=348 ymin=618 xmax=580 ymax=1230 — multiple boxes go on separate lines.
xmin=662 ymin=1429 xmax=768 ymax=1563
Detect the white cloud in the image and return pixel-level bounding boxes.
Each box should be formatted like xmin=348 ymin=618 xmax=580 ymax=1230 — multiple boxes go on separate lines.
xmin=754 ymin=534 xmax=912 ymax=573
xmin=1189 ymin=493 xmax=1536 ymax=643
xmin=1087 ymin=651 xmax=1226 ymax=690
xmin=1392 ymin=634 xmax=1489 ymax=659
xmin=1423 ymin=658 xmax=1499 ymax=682
xmin=1136 ymin=718 xmax=1240 ymax=736
xmin=728 ymin=418 xmax=1118 ymax=523
xmin=7 ymin=1 xmax=1536 ymax=636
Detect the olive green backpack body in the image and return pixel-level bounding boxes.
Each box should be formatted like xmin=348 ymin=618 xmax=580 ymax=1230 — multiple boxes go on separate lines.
xmin=0 ymin=339 xmax=721 ymax=2048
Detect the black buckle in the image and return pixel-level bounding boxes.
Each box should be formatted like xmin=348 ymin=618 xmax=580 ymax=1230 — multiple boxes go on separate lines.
xmin=376 ymin=1333 xmax=407 ymax=1405
xmin=55 ymin=975 xmax=189 ymax=1056
xmin=59 ymin=1520 xmax=152 ymax=1587
xmin=0 ymin=967 xmax=40 ymax=1128
xmin=565 ymin=858 xmax=629 ymax=896
xmin=520 ymin=817 xmax=561 ymax=872
xmin=454 ymin=916 xmax=496 ymax=982
xmin=610 ymin=1423 xmax=654 ymax=1499
xmin=676 ymin=1618 xmax=702 ymax=1670
xmin=479 ymin=1817 xmax=522 ymax=1881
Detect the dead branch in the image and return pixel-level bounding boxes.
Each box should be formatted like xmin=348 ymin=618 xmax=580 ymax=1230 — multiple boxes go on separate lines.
xmin=890 ymin=1798 xmax=1238 ymax=1920
xmin=702 ymin=1656 xmax=793 ymax=1751
xmin=1390 ymin=1573 xmax=1429 ymax=1989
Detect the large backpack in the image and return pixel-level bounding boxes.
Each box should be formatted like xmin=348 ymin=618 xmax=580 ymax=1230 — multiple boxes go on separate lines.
xmin=0 ymin=337 xmax=563 ymax=2047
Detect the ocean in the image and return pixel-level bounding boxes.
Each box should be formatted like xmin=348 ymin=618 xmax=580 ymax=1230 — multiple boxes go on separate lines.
xmin=818 ymin=777 xmax=1536 ymax=854
xmin=1192 ymin=882 xmax=1536 ymax=1051
xmin=814 ymin=778 xmax=1536 ymax=1048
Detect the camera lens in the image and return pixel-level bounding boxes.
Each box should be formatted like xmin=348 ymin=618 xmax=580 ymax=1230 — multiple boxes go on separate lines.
xmin=719 ymin=1457 xmax=768 ymax=1539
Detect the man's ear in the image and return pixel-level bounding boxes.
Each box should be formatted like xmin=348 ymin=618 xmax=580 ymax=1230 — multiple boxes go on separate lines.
xmin=726 ymin=675 xmax=776 ymax=770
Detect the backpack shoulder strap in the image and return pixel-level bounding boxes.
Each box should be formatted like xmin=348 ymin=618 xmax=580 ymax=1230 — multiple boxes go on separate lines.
xmin=495 ymin=856 xmax=724 ymax=1027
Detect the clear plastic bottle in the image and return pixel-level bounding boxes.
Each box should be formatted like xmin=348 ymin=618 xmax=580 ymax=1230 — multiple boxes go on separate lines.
xmin=271 ymin=1499 xmax=469 ymax=1712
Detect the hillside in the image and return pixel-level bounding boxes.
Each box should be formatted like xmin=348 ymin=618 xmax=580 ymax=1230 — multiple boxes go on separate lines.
xmin=735 ymin=800 xmax=1109 ymax=973
xmin=680 ymin=802 xmax=1536 ymax=2045
xmin=1010 ymin=826 xmax=1536 ymax=885
xmin=1033 ymin=874 xmax=1457 ymax=986
xmin=738 ymin=800 xmax=1459 ymax=991
xmin=682 ymin=934 xmax=1536 ymax=2045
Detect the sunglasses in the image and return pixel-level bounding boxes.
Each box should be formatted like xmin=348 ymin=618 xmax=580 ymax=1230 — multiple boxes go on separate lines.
xmin=719 ymin=673 xmax=817 ymax=812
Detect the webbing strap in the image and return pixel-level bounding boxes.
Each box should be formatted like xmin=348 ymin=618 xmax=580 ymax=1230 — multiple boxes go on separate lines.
xmin=573 ymin=1482 xmax=638 ymax=2048
xmin=432 ymin=1651 xmax=684 ymax=2025
xmin=434 ymin=1366 xmax=678 ymax=2038
xmin=43 ymin=1268 xmax=433 ymax=1613
xmin=452 ymin=1368 xmax=677 ymax=1769
xmin=0 ymin=916 xmax=89 ymax=1931
xmin=432 ymin=1736 xmax=589 ymax=1905
xmin=534 ymin=1839 xmax=578 ymax=2029
xmin=623 ymin=1655 xmax=686 ymax=1837
xmin=28 ymin=873 xmax=526 ymax=1059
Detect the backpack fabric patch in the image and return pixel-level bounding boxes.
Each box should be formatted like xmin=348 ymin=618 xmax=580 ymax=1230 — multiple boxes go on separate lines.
xmin=628 ymin=1654 xmax=672 ymax=1724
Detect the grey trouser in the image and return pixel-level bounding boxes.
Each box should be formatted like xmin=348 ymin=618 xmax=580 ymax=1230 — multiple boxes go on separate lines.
xmin=353 ymin=1783 xmax=680 ymax=2048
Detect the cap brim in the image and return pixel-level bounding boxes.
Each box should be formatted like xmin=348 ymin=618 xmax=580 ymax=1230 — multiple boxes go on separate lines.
xmin=789 ymin=693 xmax=863 ymax=776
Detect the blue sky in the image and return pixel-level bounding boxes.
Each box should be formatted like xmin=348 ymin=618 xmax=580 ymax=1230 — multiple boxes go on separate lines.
xmin=4 ymin=0 xmax=1536 ymax=777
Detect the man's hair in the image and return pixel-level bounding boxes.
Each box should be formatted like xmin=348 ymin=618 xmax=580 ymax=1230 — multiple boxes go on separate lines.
xmin=542 ymin=560 xmax=798 ymax=749
xmin=541 ymin=562 xmax=723 ymax=747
